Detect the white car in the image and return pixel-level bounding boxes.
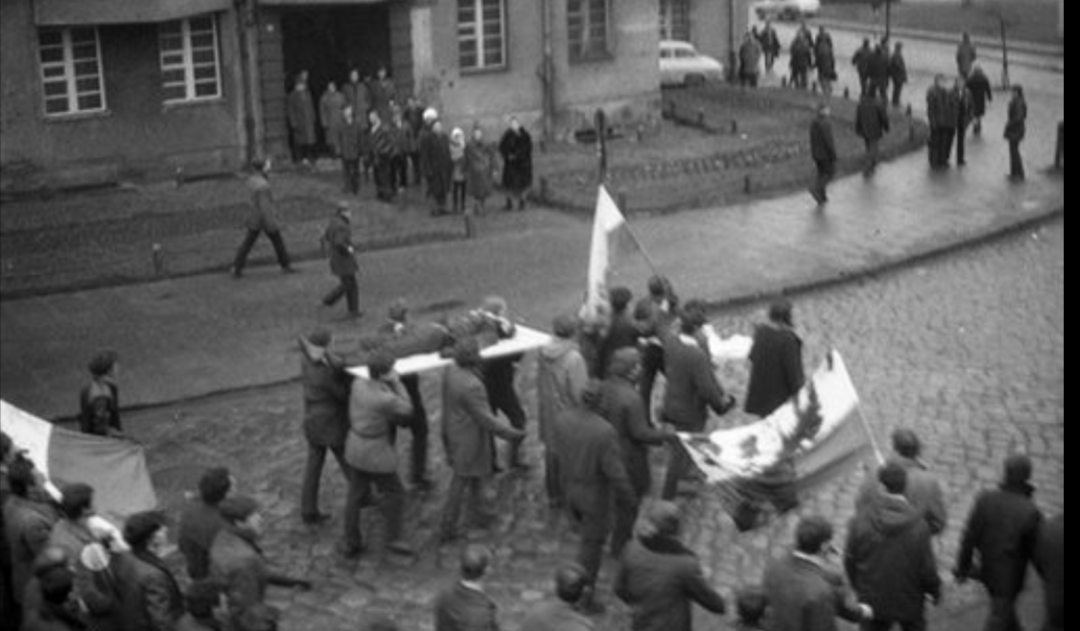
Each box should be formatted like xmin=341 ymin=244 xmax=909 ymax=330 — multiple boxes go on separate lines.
xmin=753 ymin=0 xmax=821 ymax=21
xmin=659 ymin=40 xmax=725 ymax=87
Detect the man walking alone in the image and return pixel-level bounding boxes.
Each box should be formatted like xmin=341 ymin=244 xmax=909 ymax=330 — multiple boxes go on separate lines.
xmin=321 ymin=203 xmax=362 ymax=318
xmin=232 ymin=158 xmax=294 ymax=278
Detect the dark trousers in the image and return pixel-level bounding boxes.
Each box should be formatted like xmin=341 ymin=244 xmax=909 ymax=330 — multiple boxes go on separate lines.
xmin=661 ymin=430 xmax=693 ymax=500
xmin=764 ymin=52 xmax=776 ymax=72
xmin=440 ymin=474 xmax=493 ymax=536
xmin=792 ymin=69 xmax=809 ymax=89
xmin=344 ymin=468 xmax=405 ymax=550
xmin=300 ymin=442 xmax=348 ymax=519
xmin=984 ymin=595 xmax=1023 ymax=631
xmin=486 ymin=363 xmax=527 ymax=465
xmin=544 ymin=448 xmax=562 ymax=506
xmin=638 ymin=345 xmax=665 ymax=424
xmin=892 ymin=81 xmax=904 ymax=108
xmin=872 ymin=79 xmax=889 ymax=102
xmin=611 ymin=480 xmax=646 ymax=558
xmin=740 ymin=71 xmax=759 ymax=88
xmin=234 ymin=228 xmax=290 ymax=274
xmin=373 ymin=157 xmax=394 ymax=201
xmin=408 ymin=152 xmax=423 ymax=186
xmin=390 ymin=154 xmax=409 ymax=191
xmin=864 ymin=138 xmax=881 ymax=170
xmin=956 ymin=125 xmax=968 ymax=164
xmin=813 ymin=159 xmax=836 ymax=202
xmin=861 ymin=617 xmax=927 ymax=631
xmin=940 ymin=128 xmax=956 ymax=165
xmin=452 ymin=181 xmax=467 ymax=213
xmin=568 ymin=495 xmax=612 ymax=587
xmin=1009 ymin=139 xmax=1025 ymax=179
xmin=323 ymin=274 xmax=359 ymax=314
xmin=858 ymin=73 xmax=869 ymax=95
xmin=342 ymin=157 xmax=361 ymax=194
xmin=389 ymin=374 xmax=429 ymax=483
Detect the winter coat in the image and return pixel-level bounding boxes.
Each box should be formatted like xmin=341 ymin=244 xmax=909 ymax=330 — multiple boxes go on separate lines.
xmin=867 ymin=48 xmax=890 ymax=84
xmin=420 ymin=127 xmax=453 ymax=199
xmin=286 ymin=87 xmax=317 ymax=146
xmin=956 ymin=41 xmax=977 ymax=77
xmin=319 ymin=91 xmax=347 ymax=148
xmin=323 ymin=213 xmax=359 ymax=278
xmin=598 ymin=375 xmax=669 ymax=497
xmin=810 ymin=116 xmax=837 ymax=164
xmin=177 ymin=500 xmax=229 ymax=580
xmin=889 ymin=51 xmax=908 ymax=85
xmin=955 ymin=483 xmax=1041 ymax=597
xmin=660 ymin=333 xmax=732 ymax=431
xmin=499 ymin=128 xmax=533 ymax=192
xmin=554 ymin=406 xmax=635 ymax=515
xmin=369 ymin=77 xmax=396 ymax=120
xmin=758 ymin=26 xmax=781 ymax=56
xmin=744 ymin=322 xmax=805 ymax=418
xmin=520 ymin=599 xmax=595 ymax=631
xmin=47 ymin=519 xmax=120 ymax=630
xmin=345 ymin=376 xmax=412 ymax=474
xmin=763 ymin=552 xmax=863 ymax=631
xmin=967 ymin=70 xmax=992 ymax=117
xmin=1004 ymin=96 xmax=1027 ymax=143
xmin=739 ymin=38 xmax=762 ymax=76
xmin=450 ymin=136 xmax=466 ymax=183
xmin=536 ymin=338 xmax=588 ymax=447
xmin=1033 ymin=513 xmax=1064 ymax=631
xmin=368 ymin=122 xmax=394 ymax=160
xmin=433 ymin=581 xmax=498 ymax=631
xmin=464 ymin=140 xmax=497 ymax=200
xmin=844 ymin=494 xmax=941 ymax=623
xmin=855 ymin=455 xmax=948 ymax=536
xmin=925 ymin=85 xmax=951 ymax=129
xmin=852 ymin=46 xmax=872 ymax=78
xmin=4 ymin=495 xmax=56 ymax=608
xmin=614 ymin=534 xmax=726 ymax=631
xmin=209 ymin=527 xmax=279 ymax=627
xmin=244 ymin=173 xmax=280 ymax=233
xmin=298 ymin=333 xmax=350 ymax=448
xmin=597 ymin=312 xmax=640 ymax=378
xmin=342 ymin=81 xmax=370 ymax=118
xmin=815 ymin=42 xmax=836 ymax=81
xmin=855 ymin=95 xmax=890 ymax=142
xmin=111 ymin=550 xmax=184 ymax=631
xmin=78 ymin=379 xmax=120 ymax=436
xmin=441 ymin=364 xmax=523 ymax=477
xmin=790 ymin=36 xmax=812 ymax=72
xmin=338 ymin=119 xmax=368 ymax=161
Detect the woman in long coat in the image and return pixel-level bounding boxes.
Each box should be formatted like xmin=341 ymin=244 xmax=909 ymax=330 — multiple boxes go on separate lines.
xmin=287 ymin=78 xmax=317 ymax=165
xmin=319 ymin=81 xmax=347 ymax=157
xmin=464 ymin=125 xmax=496 ymax=215
xmin=498 ymin=117 xmax=532 ymax=211
xmin=419 ymin=116 xmax=452 ymax=215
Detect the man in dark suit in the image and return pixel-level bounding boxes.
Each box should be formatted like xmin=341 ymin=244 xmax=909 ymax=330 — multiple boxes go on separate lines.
xmin=809 ymin=103 xmax=837 ymax=205
xmin=112 ymin=511 xmax=184 ymax=631
xmin=763 ymin=515 xmax=871 ymax=631
xmin=178 ymin=467 xmax=233 ymax=580
xmin=954 ymin=455 xmax=1042 ymax=631
xmin=556 ymin=381 xmax=636 ymax=613
xmin=844 ymin=463 xmax=941 ymax=631
xmin=297 ymin=329 xmax=351 ymax=524
xmin=744 ymin=299 xmax=805 ymax=418
xmin=433 ymin=544 xmax=501 ymax=631
xmin=232 ymin=157 xmax=294 ymax=278
xmin=321 ymin=204 xmax=362 ymax=318
xmin=615 ymin=501 xmax=727 ymax=631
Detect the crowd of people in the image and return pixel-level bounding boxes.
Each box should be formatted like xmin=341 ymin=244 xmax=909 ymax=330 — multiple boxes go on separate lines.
xmin=0 ymin=272 xmax=1062 ymax=631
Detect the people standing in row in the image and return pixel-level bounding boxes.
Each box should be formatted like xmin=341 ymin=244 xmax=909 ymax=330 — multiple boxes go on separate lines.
xmin=856 ymin=90 xmax=890 ymax=175
xmin=809 ymin=102 xmax=837 ymax=205
xmin=369 ymin=65 xmax=396 ymax=123
xmin=319 ymin=81 xmax=347 ymax=159
xmin=967 ymin=65 xmax=993 ymax=135
xmin=297 ymin=328 xmax=350 ymax=526
xmin=338 ymin=105 xmax=367 ymax=195
xmin=287 ymin=73 xmax=317 ymax=167
xmin=757 ymin=20 xmax=781 ymax=74
xmin=499 ymin=117 xmax=533 ymax=211
xmin=232 ymin=157 xmax=295 ymax=278
xmin=889 ymin=42 xmax=908 ymax=109
xmin=389 ymin=109 xmax=411 ymax=194
xmin=449 ymin=127 xmax=468 ymax=214
xmin=343 ymin=70 xmax=371 ymax=135
xmin=1004 ymin=85 xmax=1028 ymax=181
xmin=739 ymin=32 xmax=762 ymax=89
xmin=321 ymin=204 xmax=362 ymax=318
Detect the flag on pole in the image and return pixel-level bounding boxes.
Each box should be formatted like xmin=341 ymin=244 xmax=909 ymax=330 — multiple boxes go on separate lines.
xmin=583 ymin=185 xmax=629 ymax=320
xmin=679 ymin=350 xmax=876 ymax=531
xmin=1 ymin=399 xmax=157 ymax=525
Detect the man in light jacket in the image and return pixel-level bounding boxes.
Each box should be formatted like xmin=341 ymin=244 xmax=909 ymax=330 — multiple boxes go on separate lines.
xmin=536 ymin=314 xmax=589 ymax=507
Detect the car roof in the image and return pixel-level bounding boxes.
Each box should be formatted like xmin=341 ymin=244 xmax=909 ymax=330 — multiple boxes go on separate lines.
xmin=660 ymin=39 xmax=695 ymax=49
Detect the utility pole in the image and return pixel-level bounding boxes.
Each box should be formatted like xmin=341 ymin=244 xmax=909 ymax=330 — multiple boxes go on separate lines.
xmin=885 ymin=0 xmax=892 ymax=43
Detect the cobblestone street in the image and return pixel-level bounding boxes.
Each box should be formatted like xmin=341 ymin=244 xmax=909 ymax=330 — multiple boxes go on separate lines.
xmin=128 ymin=218 xmax=1064 ymax=631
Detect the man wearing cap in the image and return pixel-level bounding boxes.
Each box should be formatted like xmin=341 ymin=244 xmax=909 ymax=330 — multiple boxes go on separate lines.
xmin=342 ymin=352 xmax=415 ymax=558
xmin=520 ymin=564 xmax=595 ymax=631
xmin=598 ymin=347 xmax=677 ymax=557
xmin=744 ymin=299 xmax=805 ymax=419
xmin=79 ymin=350 xmax=122 ymax=437
xmin=178 ymin=467 xmax=234 ymax=578
xmin=855 ymin=429 xmax=947 ymax=536
xmin=321 ymin=204 xmax=362 ymax=318
xmin=112 ymin=511 xmax=184 ymax=631
xmin=556 ymin=381 xmax=635 ymax=614
xmin=433 ymin=544 xmax=501 ymax=630
xmin=763 ymin=515 xmax=871 ymax=631
xmin=536 ymin=314 xmax=589 ymax=507
xmin=844 ymin=463 xmax=941 ymax=631
xmin=232 ymin=157 xmax=295 ymax=278
xmin=954 ymin=455 xmax=1042 ymax=631
xmin=439 ymin=338 xmax=525 ymax=542
xmin=298 ymin=328 xmax=351 ymax=525
xmin=615 ymin=501 xmax=727 ymax=631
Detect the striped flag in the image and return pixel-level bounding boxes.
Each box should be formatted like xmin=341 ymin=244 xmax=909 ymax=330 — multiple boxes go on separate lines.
xmin=583 ymin=185 xmax=629 ymax=320
xmin=1 ymin=399 xmax=157 ymax=525
xmin=680 ymin=350 xmax=876 ymax=530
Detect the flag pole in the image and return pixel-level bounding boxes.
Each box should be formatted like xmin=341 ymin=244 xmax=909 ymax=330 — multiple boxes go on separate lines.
xmin=854 ymin=403 xmax=886 ymax=466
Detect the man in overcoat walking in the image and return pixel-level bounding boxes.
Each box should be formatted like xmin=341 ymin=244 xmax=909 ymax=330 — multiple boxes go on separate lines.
xmin=232 ymin=158 xmax=294 ymax=278
xmin=321 ymin=204 xmax=361 ymax=317
xmin=855 ymin=91 xmax=890 ymax=174
xmin=809 ymin=103 xmax=837 ymax=205
xmin=744 ymin=299 xmax=805 ymax=418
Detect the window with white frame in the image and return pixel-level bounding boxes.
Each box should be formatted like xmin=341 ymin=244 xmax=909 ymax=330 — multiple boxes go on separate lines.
xmin=38 ymin=27 xmax=106 ymax=116
xmin=159 ymin=15 xmax=221 ymax=103
xmin=568 ymin=0 xmax=609 ymax=62
xmin=457 ymin=0 xmax=506 ymax=71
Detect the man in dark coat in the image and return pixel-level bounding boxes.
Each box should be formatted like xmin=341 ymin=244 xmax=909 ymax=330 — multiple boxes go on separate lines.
xmin=744 ymin=299 xmax=805 ymax=418
xmin=956 ymin=32 xmax=977 ymax=79
xmin=338 ymin=105 xmax=367 ymax=195
xmin=954 ymin=454 xmax=1042 ymax=631
xmin=763 ymin=515 xmax=871 ymax=631
xmin=855 ymin=91 xmax=890 ymax=174
xmin=112 ymin=511 xmax=184 ymax=631
xmin=889 ymin=42 xmax=908 ymax=108
xmin=420 ymin=116 xmax=453 ymax=215
xmin=597 ymin=286 xmax=639 ymax=379
xmin=844 ymin=463 xmax=941 ymax=631
xmin=232 ymin=158 xmax=294 ymax=278
xmin=20 ymin=563 xmax=85 ymax=631
xmin=368 ymin=109 xmax=396 ymax=202
xmin=855 ymin=429 xmax=947 ymax=537
xmin=378 ymin=301 xmax=434 ymax=490
xmin=633 ymin=275 xmax=678 ymax=424
xmin=739 ymin=32 xmax=762 ymax=88
xmin=953 ymin=76 xmax=974 ymax=166
xmin=659 ymin=300 xmax=736 ymax=500
xmin=438 ymin=338 xmax=525 ymax=542
xmin=852 ymin=39 xmax=873 ymax=95
xmin=176 ymin=579 xmax=226 ymax=631
xmin=520 ymin=565 xmax=595 ymax=631
xmin=342 ymin=70 xmax=370 ymax=129
xmin=868 ymin=43 xmax=891 ymax=102
xmin=78 ymin=350 xmax=122 ymax=437
xmin=321 ymin=204 xmax=361 ymax=317
xmin=926 ymin=75 xmax=956 ymax=168
xmin=814 ymin=35 xmax=836 ymax=96
xmin=598 ymin=347 xmax=676 ymax=557
xmin=2 ymin=456 xmax=57 ymax=613
xmin=286 ymin=75 xmax=317 ymax=166
xmin=297 ymin=328 xmax=351 ymax=524
xmin=499 ymin=117 xmax=533 ymax=210
xmin=967 ymin=65 xmax=993 ymax=135
xmin=178 ymin=467 xmax=233 ymax=580
xmin=555 ymin=381 xmax=636 ymax=613
xmin=1004 ymin=85 xmax=1028 ymax=180
xmin=402 ymin=95 xmax=425 ymax=186
xmin=789 ymin=33 xmax=812 ymax=90
xmin=1033 ymin=512 xmax=1063 ymax=631
xmin=809 ymin=103 xmax=837 ymax=205
xmin=615 ymin=501 xmax=727 ymax=631
xmin=433 ymin=544 xmax=500 ymax=631
xmin=758 ymin=20 xmax=781 ymax=73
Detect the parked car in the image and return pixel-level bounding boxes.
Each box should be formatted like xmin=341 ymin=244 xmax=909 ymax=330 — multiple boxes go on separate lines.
xmin=659 ymin=40 xmax=725 ymax=87
xmin=752 ymin=0 xmax=821 ymax=21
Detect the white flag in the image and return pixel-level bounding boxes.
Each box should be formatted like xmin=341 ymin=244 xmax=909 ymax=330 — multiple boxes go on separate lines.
xmin=583 ymin=185 xmax=627 ymax=320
